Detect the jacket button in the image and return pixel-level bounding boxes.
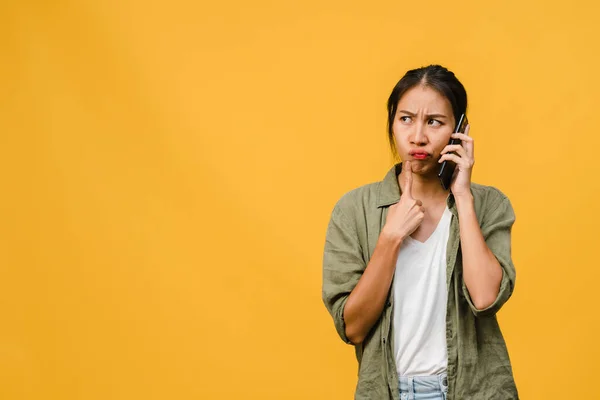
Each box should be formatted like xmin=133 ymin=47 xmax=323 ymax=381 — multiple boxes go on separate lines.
xmin=387 ymin=301 xmax=392 ymax=307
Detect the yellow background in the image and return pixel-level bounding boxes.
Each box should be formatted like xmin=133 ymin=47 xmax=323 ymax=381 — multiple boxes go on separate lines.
xmin=1 ymin=0 xmax=599 ymax=398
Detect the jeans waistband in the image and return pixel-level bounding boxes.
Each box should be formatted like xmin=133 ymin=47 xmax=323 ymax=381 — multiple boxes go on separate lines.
xmin=399 ymin=372 xmax=448 ymax=394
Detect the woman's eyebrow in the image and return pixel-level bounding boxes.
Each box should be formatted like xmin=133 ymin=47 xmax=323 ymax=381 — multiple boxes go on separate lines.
xmin=397 ymin=110 xmax=449 ymax=119
xmin=426 ymin=114 xmax=448 ymax=119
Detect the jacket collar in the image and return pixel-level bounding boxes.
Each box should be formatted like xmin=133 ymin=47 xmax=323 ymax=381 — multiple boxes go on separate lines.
xmin=376 ymin=162 xmax=403 ymax=208
xmin=376 ymin=162 xmax=457 ymax=213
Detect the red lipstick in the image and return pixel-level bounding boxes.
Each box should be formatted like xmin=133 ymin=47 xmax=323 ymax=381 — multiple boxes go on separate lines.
xmin=409 ymin=150 xmax=430 ymax=160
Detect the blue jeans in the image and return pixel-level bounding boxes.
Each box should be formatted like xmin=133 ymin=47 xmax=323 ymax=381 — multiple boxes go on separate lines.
xmin=399 ymin=372 xmax=448 ymax=400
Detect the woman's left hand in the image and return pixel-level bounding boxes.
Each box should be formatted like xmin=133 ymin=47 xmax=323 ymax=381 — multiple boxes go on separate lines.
xmin=438 ymin=124 xmax=474 ymax=199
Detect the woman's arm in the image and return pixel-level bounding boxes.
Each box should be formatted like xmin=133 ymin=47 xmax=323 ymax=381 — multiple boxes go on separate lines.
xmin=455 ymin=194 xmax=503 ymax=310
xmin=439 ymin=127 xmax=516 ymax=315
xmin=323 ymin=203 xmax=401 ymax=346
xmin=342 ymin=232 xmax=401 ymax=344
xmin=344 ymin=163 xmax=425 ymax=344
xmin=323 ymin=162 xmax=424 ymax=345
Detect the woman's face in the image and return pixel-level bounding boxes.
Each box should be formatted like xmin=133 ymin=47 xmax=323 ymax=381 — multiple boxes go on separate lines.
xmin=392 ymin=85 xmax=456 ymax=176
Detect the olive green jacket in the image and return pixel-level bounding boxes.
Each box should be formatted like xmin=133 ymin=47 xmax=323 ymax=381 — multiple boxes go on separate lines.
xmin=322 ymin=162 xmax=518 ymax=399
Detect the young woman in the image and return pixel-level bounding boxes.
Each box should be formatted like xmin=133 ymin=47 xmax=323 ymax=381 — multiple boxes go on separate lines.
xmin=322 ymin=65 xmax=518 ymax=400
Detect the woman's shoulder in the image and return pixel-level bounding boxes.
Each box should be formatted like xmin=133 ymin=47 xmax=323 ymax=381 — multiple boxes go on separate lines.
xmin=470 ymin=182 xmax=515 ymax=220
xmin=331 ymin=180 xmax=381 ymax=215
xmin=470 ymin=182 xmax=511 ymax=203
xmin=337 ymin=181 xmax=381 ymax=206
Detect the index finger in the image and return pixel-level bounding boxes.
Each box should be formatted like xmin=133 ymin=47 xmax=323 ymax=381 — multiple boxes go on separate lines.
xmin=398 ymin=160 xmax=413 ymax=198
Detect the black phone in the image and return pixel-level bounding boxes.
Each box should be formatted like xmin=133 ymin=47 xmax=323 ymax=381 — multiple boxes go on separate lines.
xmin=438 ymin=113 xmax=468 ymax=190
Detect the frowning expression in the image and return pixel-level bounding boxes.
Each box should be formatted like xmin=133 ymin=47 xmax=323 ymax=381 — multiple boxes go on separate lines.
xmin=392 ymin=85 xmax=456 ymax=176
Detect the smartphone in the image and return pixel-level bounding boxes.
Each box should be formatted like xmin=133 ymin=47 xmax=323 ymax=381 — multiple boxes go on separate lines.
xmin=438 ymin=113 xmax=468 ymax=190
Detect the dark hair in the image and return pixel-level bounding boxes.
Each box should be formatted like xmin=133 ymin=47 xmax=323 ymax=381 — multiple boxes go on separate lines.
xmin=386 ymin=64 xmax=467 ymax=160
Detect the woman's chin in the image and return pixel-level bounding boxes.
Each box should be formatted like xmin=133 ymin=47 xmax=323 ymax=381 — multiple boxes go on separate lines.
xmin=403 ymin=159 xmax=439 ymax=176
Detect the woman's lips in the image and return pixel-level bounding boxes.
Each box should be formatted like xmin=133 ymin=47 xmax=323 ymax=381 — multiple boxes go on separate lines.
xmin=411 ymin=153 xmax=429 ymax=160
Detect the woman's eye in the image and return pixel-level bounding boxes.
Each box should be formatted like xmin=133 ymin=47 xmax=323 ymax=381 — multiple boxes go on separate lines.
xmin=428 ymin=119 xmax=442 ymax=126
xmin=400 ymin=116 xmax=411 ymax=123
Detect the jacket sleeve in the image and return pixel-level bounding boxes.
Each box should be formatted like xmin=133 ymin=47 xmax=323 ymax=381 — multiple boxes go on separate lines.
xmin=322 ymin=201 xmax=366 ymax=345
xmin=462 ymin=193 xmax=517 ymax=318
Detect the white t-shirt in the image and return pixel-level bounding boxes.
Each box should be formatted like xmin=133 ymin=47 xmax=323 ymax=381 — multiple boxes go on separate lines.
xmin=392 ymin=205 xmax=453 ymax=377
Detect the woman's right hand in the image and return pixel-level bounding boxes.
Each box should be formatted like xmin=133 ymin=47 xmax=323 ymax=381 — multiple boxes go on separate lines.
xmin=382 ymin=160 xmax=425 ymax=243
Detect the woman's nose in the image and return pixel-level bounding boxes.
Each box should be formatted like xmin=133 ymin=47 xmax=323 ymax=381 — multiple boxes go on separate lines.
xmin=411 ymin=124 xmax=427 ymax=144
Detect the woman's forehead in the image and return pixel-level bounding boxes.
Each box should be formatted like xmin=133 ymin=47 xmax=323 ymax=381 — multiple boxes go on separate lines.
xmin=397 ymin=85 xmax=452 ymax=112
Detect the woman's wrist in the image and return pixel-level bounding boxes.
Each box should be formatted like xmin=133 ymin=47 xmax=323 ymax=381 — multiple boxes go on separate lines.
xmin=454 ymin=192 xmax=474 ymax=209
xmin=454 ymin=194 xmax=475 ymax=223
xmin=379 ymin=228 xmax=404 ymax=250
